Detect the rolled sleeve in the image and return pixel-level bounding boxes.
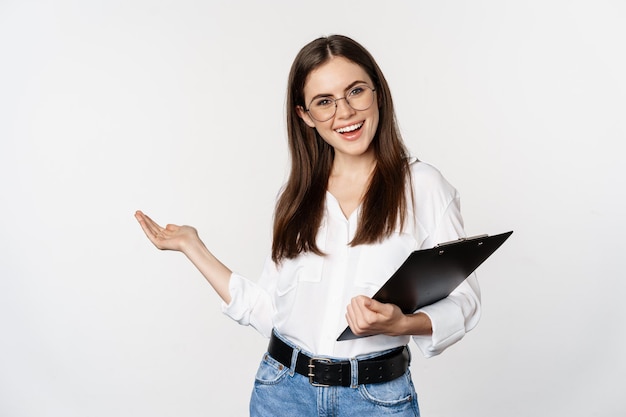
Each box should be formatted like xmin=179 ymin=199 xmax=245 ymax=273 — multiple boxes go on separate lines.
xmin=412 ymin=275 xmax=481 ymax=357
xmin=221 ymin=271 xmax=274 ymax=338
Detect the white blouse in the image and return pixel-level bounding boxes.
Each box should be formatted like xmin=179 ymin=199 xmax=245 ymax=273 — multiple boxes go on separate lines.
xmin=222 ymin=161 xmax=481 ymax=359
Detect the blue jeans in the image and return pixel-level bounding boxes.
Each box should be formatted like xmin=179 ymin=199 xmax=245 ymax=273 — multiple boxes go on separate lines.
xmin=250 ymin=334 xmax=420 ymax=417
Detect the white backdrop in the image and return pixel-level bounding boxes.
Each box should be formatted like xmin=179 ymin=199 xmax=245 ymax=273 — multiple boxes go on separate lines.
xmin=1 ymin=1 xmax=624 ymax=416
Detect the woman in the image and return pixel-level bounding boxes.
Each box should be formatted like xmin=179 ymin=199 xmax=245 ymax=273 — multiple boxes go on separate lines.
xmin=135 ymin=34 xmax=480 ymax=417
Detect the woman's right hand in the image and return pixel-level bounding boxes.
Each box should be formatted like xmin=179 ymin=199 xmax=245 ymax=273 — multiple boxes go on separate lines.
xmin=134 ymin=210 xmax=233 ymax=303
xmin=134 ymin=210 xmax=199 ymax=253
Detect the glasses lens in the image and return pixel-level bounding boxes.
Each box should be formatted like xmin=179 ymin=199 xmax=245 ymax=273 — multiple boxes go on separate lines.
xmin=308 ymin=85 xmax=375 ymax=122
xmin=309 ymin=96 xmax=336 ymax=122
xmin=346 ymin=85 xmax=375 ymax=111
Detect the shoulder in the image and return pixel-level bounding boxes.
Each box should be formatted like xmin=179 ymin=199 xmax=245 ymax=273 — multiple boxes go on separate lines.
xmin=408 ymin=159 xmax=458 ymax=201
xmin=405 ymin=159 xmax=464 ymax=245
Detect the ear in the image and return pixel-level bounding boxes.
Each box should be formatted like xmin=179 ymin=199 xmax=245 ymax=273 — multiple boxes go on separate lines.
xmin=296 ymin=105 xmax=316 ymax=128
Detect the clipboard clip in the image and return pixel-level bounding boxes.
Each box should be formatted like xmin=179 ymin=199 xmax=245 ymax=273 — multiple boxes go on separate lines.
xmin=435 ymin=234 xmax=489 ymax=252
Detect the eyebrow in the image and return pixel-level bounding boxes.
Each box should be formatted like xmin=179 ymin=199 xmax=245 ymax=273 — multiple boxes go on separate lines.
xmin=308 ymin=80 xmax=370 ymax=102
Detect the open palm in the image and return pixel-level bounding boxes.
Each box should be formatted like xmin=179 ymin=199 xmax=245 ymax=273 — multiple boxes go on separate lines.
xmin=134 ymin=210 xmax=199 ymax=253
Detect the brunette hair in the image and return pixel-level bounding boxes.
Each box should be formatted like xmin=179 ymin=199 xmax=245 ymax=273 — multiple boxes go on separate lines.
xmin=272 ymin=35 xmax=413 ymax=262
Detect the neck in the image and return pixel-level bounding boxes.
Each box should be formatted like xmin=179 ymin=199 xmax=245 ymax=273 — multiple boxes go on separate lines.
xmin=330 ymin=150 xmax=377 ymax=180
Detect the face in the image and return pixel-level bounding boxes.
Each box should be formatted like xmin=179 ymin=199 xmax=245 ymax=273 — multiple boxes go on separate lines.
xmin=297 ymin=56 xmax=379 ymax=163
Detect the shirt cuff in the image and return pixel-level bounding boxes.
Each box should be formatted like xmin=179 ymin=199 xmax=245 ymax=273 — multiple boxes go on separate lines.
xmin=221 ymin=272 xmax=251 ymax=324
xmin=221 ymin=272 xmax=273 ymax=338
xmin=412 ymin=297 xmax=466 ymax=358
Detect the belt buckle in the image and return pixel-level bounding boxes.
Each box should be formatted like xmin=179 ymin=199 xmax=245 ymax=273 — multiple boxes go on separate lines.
xmin=308 ymin=357 xmax=332 ymax=387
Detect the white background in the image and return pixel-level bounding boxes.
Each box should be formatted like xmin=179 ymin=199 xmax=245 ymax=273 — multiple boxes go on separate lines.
xmin=1 ymin=1 xmax=625 ymax=416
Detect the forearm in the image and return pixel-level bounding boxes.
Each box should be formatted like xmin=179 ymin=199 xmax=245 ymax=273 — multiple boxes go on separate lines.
xmin=393 ymin=312 xmax=432 ymax=337
xmin=182 ymin=238 xmax=232 ymax=304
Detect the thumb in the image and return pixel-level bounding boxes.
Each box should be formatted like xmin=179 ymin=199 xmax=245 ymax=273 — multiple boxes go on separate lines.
xmin=362 ymin=297 xmax=384 ymax=312
xmin=366 ymin=298 xmax=397 ymax=317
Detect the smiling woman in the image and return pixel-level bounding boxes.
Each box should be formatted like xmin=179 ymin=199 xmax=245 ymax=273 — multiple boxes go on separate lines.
xmin=297 ymin=57 xmax=380 ymax=162
xmin=135 ymin=34 xmax=479 ymax=417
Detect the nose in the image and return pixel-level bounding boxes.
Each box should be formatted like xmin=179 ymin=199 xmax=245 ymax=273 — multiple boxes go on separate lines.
xmin=334 ymin=97 xmax=355 ymax=119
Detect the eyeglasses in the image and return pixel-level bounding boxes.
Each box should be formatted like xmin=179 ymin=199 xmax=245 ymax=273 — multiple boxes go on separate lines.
xmin=305 ymin=84 xmax=376 ymax=122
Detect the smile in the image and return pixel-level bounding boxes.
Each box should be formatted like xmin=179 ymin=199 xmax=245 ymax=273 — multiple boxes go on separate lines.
xmin=335 ymin=122 xmax=364 ymax=134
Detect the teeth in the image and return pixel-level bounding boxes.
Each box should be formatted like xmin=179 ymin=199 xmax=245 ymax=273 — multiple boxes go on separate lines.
xmin=335 ymin=122 xmax=363 ymax=133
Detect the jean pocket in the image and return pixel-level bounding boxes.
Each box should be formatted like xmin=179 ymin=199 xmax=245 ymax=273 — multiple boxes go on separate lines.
xmin=357 ymin=372 xmax=416 ymax=406
xmin=254 ymin=353 xmax=290 ymax=386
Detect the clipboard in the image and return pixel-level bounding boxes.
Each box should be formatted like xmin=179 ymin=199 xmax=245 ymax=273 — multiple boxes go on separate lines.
xmin=337 ymin=231 xmax=513 ymax=341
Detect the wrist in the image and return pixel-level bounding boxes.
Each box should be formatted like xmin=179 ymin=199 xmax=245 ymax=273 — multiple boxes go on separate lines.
xmin=180 ymin=233 xmax=207 ymax=258
xmin=400 ymin=312 xmax=432 ymax=336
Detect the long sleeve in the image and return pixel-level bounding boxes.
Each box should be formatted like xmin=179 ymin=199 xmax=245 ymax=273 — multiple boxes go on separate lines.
xmin=410 ymin=170 xmax=481 ymax=357
xmin=221 ymin=257 xmax=278 ymax=338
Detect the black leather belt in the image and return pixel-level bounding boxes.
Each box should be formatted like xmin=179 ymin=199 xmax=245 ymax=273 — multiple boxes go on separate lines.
xmin=268 ymin=331 xmax=410 ymax=387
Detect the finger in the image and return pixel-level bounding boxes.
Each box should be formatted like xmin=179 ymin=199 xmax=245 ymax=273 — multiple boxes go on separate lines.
xmin=346 ymin=300 xmax=367 ymax=330
xmin=134 ymin=211 xmax=163 ymax=241
xmin=367 ymin=301 xmax=396 ymax=325
xmin=136 ymin=211 xmax=161 ymax=230
xmin=345 ymin=306 xmax=364 ymax=335
xmin=362 ymin=297 xmax=384 ymax=313
xmin=346 ymin=302 xmax=356 ymax=325
xmin=348 ymin=298 xmax=374 ymax=332
xmin=357 ymin=297 xmax=394 ymax=329
xmin=135 ymin=213 xmax=156 ymax=238
xmin=345 ymin=309 xmax=354 ymax=330
xmin=357 ymin=295 xmax=392 ymax=317
xmin=352 ymin=296 xmax=375 ymax=320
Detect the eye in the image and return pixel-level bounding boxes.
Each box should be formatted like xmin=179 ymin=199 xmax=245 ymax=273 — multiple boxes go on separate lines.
xmin=348 ymin=86 xmax=365 ymax=97
xmin=313 ymin=97 xmax=334 ymax=108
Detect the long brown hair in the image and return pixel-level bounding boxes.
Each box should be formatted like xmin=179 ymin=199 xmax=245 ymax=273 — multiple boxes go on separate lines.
xmin=272 ymin=35 xmax=413 ymax=263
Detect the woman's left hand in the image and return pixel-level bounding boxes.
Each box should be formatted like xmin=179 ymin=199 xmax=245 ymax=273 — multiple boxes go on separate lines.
xmin=346 ymin=295 xmax=433 ymax=337
xmin=345 ymin=295 xmax=408 ymax=337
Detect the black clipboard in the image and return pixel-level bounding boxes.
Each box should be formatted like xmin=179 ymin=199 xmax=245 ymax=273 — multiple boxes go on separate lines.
xmin=337 ymin=231 xmax=513 ymax=341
